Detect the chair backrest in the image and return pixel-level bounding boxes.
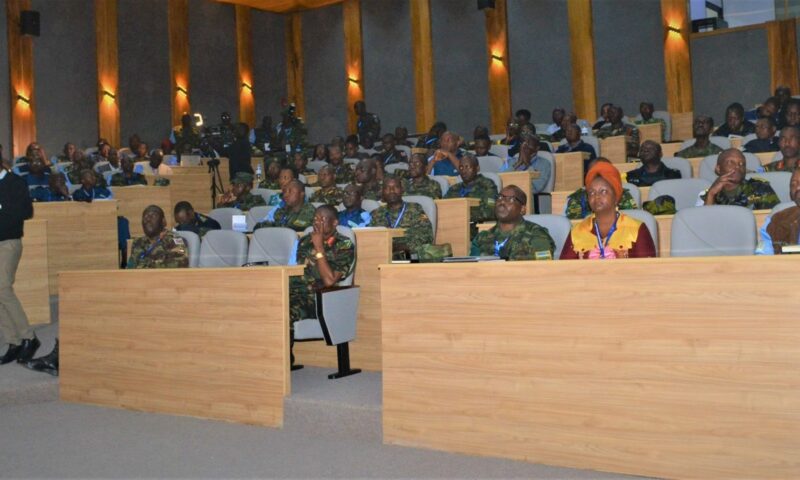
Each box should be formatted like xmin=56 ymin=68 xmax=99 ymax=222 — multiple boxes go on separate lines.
xmin=479 ymin=172 xmax=502 ymax=192
xmin=174 ymin=230 xmax=200 ymax=267
xmin=699 ymin=154 xmax=762 ymax=182
xmin=661 ymin=157 xmax=692 ymax=179
xmin=771 ymin=201 xmax=796 ymax=215
xmin=746 ymin=171 xmax=791 ymax=203
xmin=522 ymin=214 xmax=572 ymax=259
xmin=84 ymin=146 xmax=98 ymax=156
xmin=536 ymin=153 xmax=555 ymax=193
xmin=360 ymin=199 xmax=381 ymax=213
xmin=304 ymin=186 xmax=317 ymax=199
xmin=179 ymin=154 xmax=202 ymax=166
xmin=429 ymin=175 xmax=450 ymax=196
xmin=670 ymin=205 xmax=756 ymax=257
xmin=477 ymin=156 xmax=504 ymax=173
xmin=308 ymin=160 xmax=328 ymax=173
xmin=489 ymin=133 xmax=506 ymax=142
xmin=403 ymin=195 xmax=437 ymax=242
xmin=489 ymin=144 xmax=509 ymax=158
xmin=93 ymin=161 xmax=111 ymax=173
xmin=198 ymin=230 xmax=249 ymax=267
xmin=580 ymin=135 xmax=600 ymax=154
xmin=741 ymin=133 xmax=757 ymax=146
xmin=298 ymin=174 xmax=307 ymax=184
xmin=248 ymin=227 xmax=297 ymax=266
xmin=344 ymin=158 xmax=360 ymax=166
xmin=252 ymin=188 xmax=279 ymax=204
xmin=648 ymin=178 xmax=711 ymax=211
xmin=622 ymin=182 xmax=641 ymax=206
xmin=385 ymin=163 xmax=409 ymax=175
xmin=245 ymin=205 xmax=273 ymax=231
xmin=680 ymin=137 xmax=731 ymax=150
xmin=299 ymin=225 xmax=357 ymax=286
xmin=620 ymin=209 xmax=659 ymax=254
xmin=208 ymin=207 xmax=242 ymax=230
xmin=396 ymin=145 xmax=412 ymax=158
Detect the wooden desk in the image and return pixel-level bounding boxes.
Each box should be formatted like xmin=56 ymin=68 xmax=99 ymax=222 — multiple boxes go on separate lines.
xmin=60 ymin=266 xmax=302 ymax=427
xmin=434 ymin=198 xmax=479 ymax=256
xmin=729 ymin=136 xmax=743 ymax=149
xmin=34 ymin=202 xmax=118 ymax=295
xmin=755 ymin=151 xmax=778 ymax=165
xmin=305 ymin=174 xmax=318 ymax=186
xmin=18 ymin=219 xmax=50 ymax=325
xmin=686 ymin=156 xmax=704 ymax=177
xmin=637 ymin=122 xmax=662 ymax=144
xmin=294 ymin=227 xmax=402 ymax=371
xmin=147 ymin=173 xmax=214 ymax=214
xmin=498 ymin=171 xmax=539 ymax=213
xmin=552 ymin=152 xmax=583 ymax=191
xmin=660 ymin=142 xmax=683 ymax=157
xmin=551 ymin=190 xmax=571 ymax=215
xmin=112 ymin=186 xmax=172 ymax=236
xmin=599 ymin=135 xmax=626 ymax=164
xmin=381 ymin=257 xmax=800 ymax=479
xmin=670 ymin=111 xmax=693 ymax=141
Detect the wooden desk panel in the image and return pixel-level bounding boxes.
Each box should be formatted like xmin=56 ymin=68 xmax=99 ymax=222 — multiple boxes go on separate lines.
xmin=60 ymin=267 xmax=302 ymax=427
xmin=34 ymin=202 xmax=118 ymax=295
xmin=113 ymin=186 xmax=173 ymax=236
xmin=661 ymin=142 xmax=683 ymax=157
xmin=435 ymin=198 xmax=478 ymax=256
xmin=498 ymin=171 xmax=538 ymax=213
xmin=18 ymin=220 xmax=50 ymax=325
xmin=670 ymin=111 xmax=693 ymax=141
xmin=381 ymin=257 xmax=800 ymax=479
xmin=553 ymin=152 xmax=583 ymax=192
xmin=729 ymin=136 xmax=743 ymax=149
xmin=599 ymin=135 xmax=626 ymax=164
xmin=648 ymin=210 xmax=768 ymax=258
xmin=147 ymin=174 xmax=214 ymax=214
xmin=636 ymin=122 xmax=662 ymax=144
xmin=755 ymin=152 xmax=778 ymax=165
xmin=294 ymin=228 xmax=401 ymax=371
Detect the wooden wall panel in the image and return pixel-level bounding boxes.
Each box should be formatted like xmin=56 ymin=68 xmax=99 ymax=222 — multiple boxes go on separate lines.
xmin=484 ymin=0 xmax=510 ymax=134
xmin=60 ymin=267 xmax=303 ymax=427
xmin=285 ymin=12 xmax=305 ymax=119
xmin=767 ymin=19 xmax=800 ymax=94
xmin=410 ymin=0 xmax=435 ymax=133
xmin=18 ymin=219 xmax=50 ymax=325
xmin=382 ymin=257 xmax=800 ymax=479
xmin=95 ymin=0 xmax=120 ymax=147
xmin=343 ymin=0 xmax=363 ymax=134
xmin=168 ymin=0 xmax=191 ymax=126
xmin=236 ymin=5 xmax=256 ymax=127
xmin=7 ymin=0 xmax=35 ymax=157
xmin=567 ymin=0 xmax=596 ymax=122
xmin=661 ymin=0 xmax=693 ymax=113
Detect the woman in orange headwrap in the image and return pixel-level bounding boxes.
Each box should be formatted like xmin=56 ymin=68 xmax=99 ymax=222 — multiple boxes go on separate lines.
xmin=560 ymin=160 xmax=656 ymax=259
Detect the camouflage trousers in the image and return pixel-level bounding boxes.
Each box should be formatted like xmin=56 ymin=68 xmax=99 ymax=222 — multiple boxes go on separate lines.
xmin=289 ymin=283 xmax=317 ymax=326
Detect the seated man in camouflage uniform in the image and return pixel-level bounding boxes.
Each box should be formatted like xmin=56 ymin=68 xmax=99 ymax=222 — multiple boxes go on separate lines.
xmin=170 ymin=113 xmax=202 ymax=154
xmin=757 ymin=168 xmax=800 ymax=254
xmin=402 ymin=153 xmax=442 ymax=199
xmin=565 ymin=158 xmax=638 ymax=219
xmin=110 ymin=156 xmax=148 ymax=186
xmin=763 ymin=126 xmax=800 ymax=172
xmin=698 ymin=149 xmax=779 ymax=209
xmin=218 ymin=172 xmax=266 ymax=211
xmin=378 ymin=133 xmax=407 ymax=166
xmin=626 ymin=141 xmax=682 ymax=187
xmin=289 ymin=204 xmax=356 ymax=366
xmin=309 ymin=165 xmax=345 ymax=205
xmin=173 ymin=201 xmax=221 ymax=238
xmin=329 ymin=144 xmax=355 ymax=184
xmin=676 ymin=115 xmax=723 ymax=159
xmin=338 ymin=184 xmax=371 ymax=228
xmin=369 ymin=177 xmax=434 ymax=256
xmin=353 ymin=158 xmax=383 ymax=201
xmin=470 ymin=186 xmax=556 ymax=261
xmin=255 ymin=180 xmax=315 ymax=232
xmin=444 ymin=154 xmax=498 ymax=225
xmin=127 ymin=205 xmax=189 ymax=269
xmin=634 ymin=102 xmax=666 ymax=142
xmin=293 ymin=152 xmax=317 ymax=176
xmin=258 ymin=160 xmax=281 ymax=189
xmin=595 ymin=105 xmax=640 ymax=159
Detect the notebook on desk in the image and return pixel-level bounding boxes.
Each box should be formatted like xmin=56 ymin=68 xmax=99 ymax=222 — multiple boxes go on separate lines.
xmin=442 ymin=256 xmax=504 ymax=263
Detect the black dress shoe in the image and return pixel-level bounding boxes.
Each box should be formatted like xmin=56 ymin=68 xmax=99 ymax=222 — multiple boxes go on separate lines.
xmin=16 ymin=335 xmax=40 ymax=363
xmin=0 ymin=344 xmax=21 ymax=365
xmin=24 ymin=340 xmax=58 ymax=377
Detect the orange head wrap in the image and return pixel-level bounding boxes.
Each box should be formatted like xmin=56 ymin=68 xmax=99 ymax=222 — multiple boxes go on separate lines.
xmin=585 ymin=161 xmax=623 ymax=202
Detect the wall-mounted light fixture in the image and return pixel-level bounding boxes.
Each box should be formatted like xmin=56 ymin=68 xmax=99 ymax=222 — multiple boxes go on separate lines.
xmin=491 ymin=53 xmax=503 ymax=62
xmin=16 ymin=94 xmax=31 ymax=105
xmin=102 ymin=90 xmax=116 ymax=100
xmin=348 ymin=76 xmax=359 ymax=85
xmin=667 ymin=25 xmax=681 ymax=34
xmin=176 ymin=85 xmax=188 ymax=96
xmin=241 ymin=82 xmax=253 ymax=92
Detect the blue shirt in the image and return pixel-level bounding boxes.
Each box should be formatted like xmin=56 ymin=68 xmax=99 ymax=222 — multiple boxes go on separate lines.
xmin=338 ymin=208 xmax=371 ymax=228
xmin=72 ymin=186 xmax=113 ymax=202
xmin=430 ymin=150 xmax=464 ymax=176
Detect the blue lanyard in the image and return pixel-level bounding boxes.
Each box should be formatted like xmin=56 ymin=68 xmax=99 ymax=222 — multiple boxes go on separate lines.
xmin=425 ymin=136 xmax=437 ymax=146
xmin=494 ymin=236 xmax=510 ymax=257
xmin=82 ymin=188 xmax=95 ymax=200
xmin=386 ymin=202 xmax=407 ymax=228
xmin=580 ymin=192 xmax=589 ymax=218
xmin=279 ymin=211 xmax=290 ymax=225
xmin=139 ymin=238 xmax=162 ymax=260
xmin=594 ymin=212 xmax=620 ymax=259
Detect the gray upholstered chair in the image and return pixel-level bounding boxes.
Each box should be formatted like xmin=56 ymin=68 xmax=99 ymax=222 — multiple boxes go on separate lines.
xmin=174 ymin=230 xmax=200 ymax=268
xmin=698 ymin=154 xmax=762 ymax=182
xmin=746 ymin=171 xmax=791 ymax=203
xmin=403 ymin=195 xmax=437 ymax=243
xmin=620 ymin=209 xmax=659 ymax=254
xmin=648 ymin=178 xmax=712 ymax=211
xmin=670 ymin=205 xmax=756 ymax=257
xmin=477 ymin=156 xmax=504 ymax=173
xmin=661 ymin=157 xmax=692 ymax=179
xmin=208 ymin=207 xmax=242 ymax=230
xmin=198 ymin=230 xmax=248 ymax=267
xmin=247 ymin=227 xmax=297 ymax=266
xmin=522 ymin=214 xmax=572 ymax=259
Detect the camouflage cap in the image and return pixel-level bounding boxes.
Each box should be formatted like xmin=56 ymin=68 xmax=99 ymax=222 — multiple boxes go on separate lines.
xmin=231 ymin=171 xmax=255 ymax=185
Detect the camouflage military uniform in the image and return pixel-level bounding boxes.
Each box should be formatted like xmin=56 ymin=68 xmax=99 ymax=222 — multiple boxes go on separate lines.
xmin=444 ymin=174 xmax=498 ymax=223
xmin=402 ymin=176 xmax=442 ymax=199
xmin=255 ymin=202 xmax=316 ymax=232
xmin=369 ymin=202 xmax=434 ymax=253
xmin=275 ymin=119 xmax=308 ymax=153
xmin=258 ymin=178 xmax=281 ymax=189
xmin=65 ymin=164 xmax=108 ymax=188
xmin=331 ymin=164 xmax=355 ymax=184
xmin=596 ymin=123 xmax=640 ymax=158
xmin=675 ymin=142 xmax=723 ymax=159
xmin=172 ymin=126 xmax=202 ymax=153
xmin=310 ymin=186 xmax=345 ymax=205
xmin=699 ymin=178 xmax=780 ymax=210
xmin=218 ymin=192 xmax=266 ymax=212
xmin=110 ymin=172 xmax=147 ymax=186
xmin=565 ymin=187 xmax=638 ymax=219
xmin=175 ymin=212 xmax=221 ymax=238
xmin=359 ymin=181 xmax=384 ymax=201
xmin=289 ymin=231 xmax=356 ymax=323
xmin=127 ymin=231 xmax=189 ymax=269
xmin=153 ymin=177 xmax=171 ymax=187
xmin=634 ymin=118 xmax=667 ymax=142
xmin=470 ymin=220 xmax=556 ymax=261
xmin=762 ymin=159 xmax=799 ymax=172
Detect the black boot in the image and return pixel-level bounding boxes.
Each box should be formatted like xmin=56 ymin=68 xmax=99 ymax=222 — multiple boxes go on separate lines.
xmin=24 ymin=340 xmax=58 ymax=376
xmin=0 ymin=344 xmax=21 ymax=365
xmin=16 ymin=334 xmax=40 ymax=363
